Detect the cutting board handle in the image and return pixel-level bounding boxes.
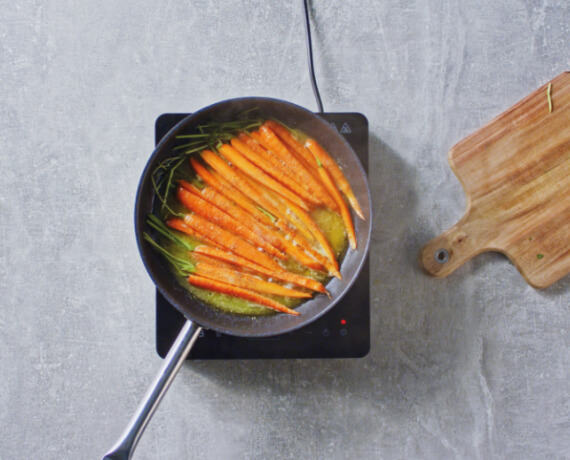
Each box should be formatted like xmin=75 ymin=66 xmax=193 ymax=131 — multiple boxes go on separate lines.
xmin=419 ymin=210 xmax=490 ymax=278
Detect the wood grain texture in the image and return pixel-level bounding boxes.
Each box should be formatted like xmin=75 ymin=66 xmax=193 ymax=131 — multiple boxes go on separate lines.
xmin=421 ymin=72 xmax=570 ymax=288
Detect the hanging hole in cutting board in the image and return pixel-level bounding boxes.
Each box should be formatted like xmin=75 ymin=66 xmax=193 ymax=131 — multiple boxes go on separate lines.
xmin=434 ymin=249 xmax=449 ymax=264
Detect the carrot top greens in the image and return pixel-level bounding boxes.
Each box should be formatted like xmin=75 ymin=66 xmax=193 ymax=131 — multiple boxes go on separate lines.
xmin=152 ymin=115 xmax=263 ymax=217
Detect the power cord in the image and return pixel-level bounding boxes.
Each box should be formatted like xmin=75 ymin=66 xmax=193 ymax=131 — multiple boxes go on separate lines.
xmin=302 ymin=0 xmax=324 ymax=113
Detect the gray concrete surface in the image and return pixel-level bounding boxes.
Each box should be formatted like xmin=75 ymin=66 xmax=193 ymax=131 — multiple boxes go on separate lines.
xmin=1 ymin=1 xmax=569 ymax=459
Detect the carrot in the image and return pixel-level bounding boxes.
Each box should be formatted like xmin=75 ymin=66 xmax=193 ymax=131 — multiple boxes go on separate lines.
xmin=230 ymin=138 xmax=319 ymax=206
xmin=165 ymin=217 xmax=222 ymax=248
xmin=260 ymin=121 xmax=340 ymax=210
xmin=210 ymin=167 xmax=308 ymax=241
xmin=179 ymin=180 xmax=325 ymax=271
xmin=187 ymin=274 xmax=300 ymax=315
xmin=176 ymin=186 xmax=287 ymax=260
xmin=180 ymin=179 xmax=260 ymax=222
xmin=181 ymin=212 xmax=283 ymax=272
xmin=256 ymin=125 xmax=338 ymax=210
xmin=242 ymin=175 xmax=342 ymax=279
xmin=218 ymin=143 xmax=310 ymax=210
xmin=180 ymin=180 xmax=275 ymax=234
xmin=193 ymin=246 xmax=328 ymax=295
xmin=305 ymin=138 xmax=365 ymax=220
xmin=192 ymin=155 xmax=296 ymax=241
xmin=190 ymin=157 xmax=272 ymax=224
xmin=249 ymin=130 xmax=304 ymax=182
xmin=201 ymin=150 xmax=296 ymax=231
xmin=241 ymin=175 xmax=341 ymax=278
xmin=247 ymin=130 xmax=333 ymax=211
xmin=238 ymin=131 xmax=323 ymax=205
xmin=262 ymin=120 xmax=318 ymax=168
xmin=192 ymin=257 xmax=312 ymax=298
xmin=228 ymin=167 xmax=317 ymax=244
xmin=282 ymin=197 xmax=341 ymax=278
xmin=240 ymin=131 xmax=299 ymax=181
xmin=143 ymin=233 xmax=300 ymax=315
xmin=315 ymin=164 xmax=356 ymax=249
xmin=238 ymin=131 xmax=267 ymax=155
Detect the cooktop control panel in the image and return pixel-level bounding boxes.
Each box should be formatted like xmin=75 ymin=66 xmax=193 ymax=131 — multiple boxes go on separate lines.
xmin=155 ymin=112 xmax=370 ymax=359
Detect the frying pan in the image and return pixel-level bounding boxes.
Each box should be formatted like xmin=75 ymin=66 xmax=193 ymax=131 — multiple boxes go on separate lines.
xmin=103 ymin=97 xmax=372 ymax=459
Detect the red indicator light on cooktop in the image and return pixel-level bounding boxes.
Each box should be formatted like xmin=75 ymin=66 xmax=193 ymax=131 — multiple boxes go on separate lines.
xmin=340 ymin=319 xmax=347 ymax=325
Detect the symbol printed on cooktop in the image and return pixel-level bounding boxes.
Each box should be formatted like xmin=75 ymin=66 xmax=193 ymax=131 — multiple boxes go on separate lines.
xmin=330 ymin=122 xmax=338 ymax=131
xmin=340 ymin=123 xmax=351 ymax=134
xmin=322 ymin=328 xmax=330 ymax=337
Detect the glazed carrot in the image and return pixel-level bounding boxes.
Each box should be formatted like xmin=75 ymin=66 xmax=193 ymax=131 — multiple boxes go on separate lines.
xmin=262 ymin=120 xmax=318 ymax=168
xmin=260 ymin=121 xmax=340 ymax=210
xmin=247 ymin=130 xmax=330 ymax=210
xmin=241 ymin=175 xmax=341 ymax=278
xmin=218 ymin=143 xmax=310 ymax=210
xmin=316 ymin=164 xmax=356 ymax=250
xmin=211 ymin=167 xmax=308 ymax=242
xmin=242 ymin=175 xmax=342 ymax=279
xmin=165 ymin=217 xmax=222 ymax=248
xmin=193 ymin=156 xmax=289 ymax=237
xmin=201 ymin=150 xmax=295 ymax=230
xmin=230 ymin=138 xmax=319 ymax=206
xmin=239 ymin=131 xmax=296 ymax=178
xmin=231 ymin=166 xmax=322 ymax=251
xmin=187 ymin=274 xmax=300 ymax=315
xmin=238 ymin=130 xmax=263 ymax=149
xmin=192 ymin=258 xmax=312 ymax=298
xmin=248 ymin=131 xmax=302 ymax=182
xmin=180 ymin=180 xmax=274 ymax=233
xmin=216 ymin=154 xmax=336 ymax=275
xmin=176 ymin=186 xmax=286 ymax=260
xmin=190 ymin=157 xmax=272 ymax=224
xmin=283 ymin=197 xmax=341 ymax=278
xmin=305 ymin=138 xmax=365 ymax=220
xmin=256 ymin=125 xmax=338 ymax=210
xmin=179 ymin=180 xmax=325 ymax=271
xmin=201 ymin=150 xmax=262 ymax=198
xmin=181 ymin=212 xmax=283 ymax=272
xmin=193 ymin=246 xmax=328 ymax=294
xmin=144 ymin=231 xmax=303 ymax=316
xmin=180 ymin=181 xmax=330 ymax=272
xmin=184 ymin=186 xmax=312 ymax=273
xmin=238 ymin=131 xmax=323 ymax=203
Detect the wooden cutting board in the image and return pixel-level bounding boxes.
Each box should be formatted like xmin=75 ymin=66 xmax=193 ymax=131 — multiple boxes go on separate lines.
xmin=420 ymin=72 xmax=570 ymax=289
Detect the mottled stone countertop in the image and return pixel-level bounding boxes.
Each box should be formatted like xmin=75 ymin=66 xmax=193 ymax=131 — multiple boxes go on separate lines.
xmin=1 ymin=1 xmax=568 ymax=459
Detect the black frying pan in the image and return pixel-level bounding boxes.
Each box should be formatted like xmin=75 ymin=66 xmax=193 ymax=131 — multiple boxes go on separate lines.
xmin=104 ymin=98 xmax=372 ymax=460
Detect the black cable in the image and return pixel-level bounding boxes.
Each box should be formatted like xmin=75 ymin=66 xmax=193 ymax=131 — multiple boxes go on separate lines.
xmin=302 ymin=0 xmax=324 ymax=113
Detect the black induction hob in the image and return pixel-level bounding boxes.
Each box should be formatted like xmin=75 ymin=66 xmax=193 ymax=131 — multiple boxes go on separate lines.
xmin=155 ymin=112 xmax=370 ymax=359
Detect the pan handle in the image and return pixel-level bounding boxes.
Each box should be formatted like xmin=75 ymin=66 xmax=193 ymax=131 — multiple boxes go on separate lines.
xmin=102 ymin=319 xmax=202 ymax=460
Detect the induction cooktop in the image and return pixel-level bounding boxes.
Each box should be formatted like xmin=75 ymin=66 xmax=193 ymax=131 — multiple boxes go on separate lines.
xmin=154 ymin=111 xmax=370 ymax=359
